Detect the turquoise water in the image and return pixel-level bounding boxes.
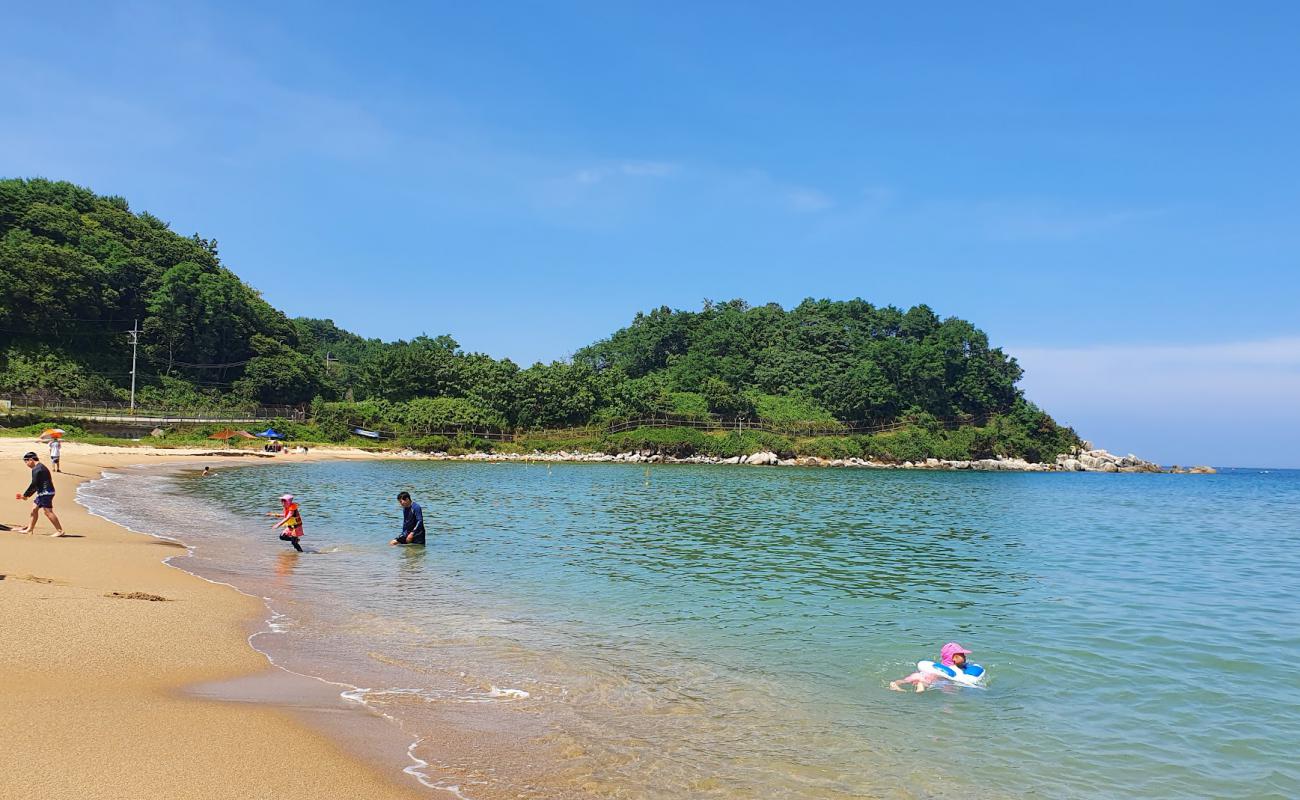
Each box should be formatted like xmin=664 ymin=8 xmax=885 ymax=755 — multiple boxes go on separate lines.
xmin=84 ymin=462 xmax=1300 ymax=798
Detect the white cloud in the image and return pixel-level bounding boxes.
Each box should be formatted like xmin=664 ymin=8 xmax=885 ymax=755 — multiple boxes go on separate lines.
xmin=787 ymin=187 xmax=834 ymax=212
xmin=1010 ymin=337 xmax=1300 ymax=466
xmin=572 ymin=160 xmax=680 ymax=184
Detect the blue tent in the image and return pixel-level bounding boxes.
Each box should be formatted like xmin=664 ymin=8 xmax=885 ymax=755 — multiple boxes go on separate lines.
xmin=255 ymin=428 xmax=285 ymax=439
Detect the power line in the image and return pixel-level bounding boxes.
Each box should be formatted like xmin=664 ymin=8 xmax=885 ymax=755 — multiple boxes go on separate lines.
xmin=0 ymin=317 xmax=136 ymax=323
xmin=0 ymin=327 xmax=130 ymax=336
xmin=144 ymin=355 xmax=255 ymax=369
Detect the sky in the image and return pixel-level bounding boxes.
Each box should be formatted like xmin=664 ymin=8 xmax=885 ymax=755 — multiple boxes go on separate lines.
xmin=2 ymin=2 xmax=1298 ymax=466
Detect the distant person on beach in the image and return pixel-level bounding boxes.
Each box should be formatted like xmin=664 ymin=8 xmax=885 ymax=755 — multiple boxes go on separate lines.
xmin=15 ymin=451 xmax=65 ymax=537
xmin=390 ymin=491 xmax=425 ymax=546
xmin=47 ymin=438 xmax=61 ymax=472
xmin=268 ymin=494 xmax=304 ymax=552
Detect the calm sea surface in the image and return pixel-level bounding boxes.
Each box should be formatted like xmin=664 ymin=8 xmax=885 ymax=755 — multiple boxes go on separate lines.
xmin=81 ymin=462 xmax=1300 ymax=799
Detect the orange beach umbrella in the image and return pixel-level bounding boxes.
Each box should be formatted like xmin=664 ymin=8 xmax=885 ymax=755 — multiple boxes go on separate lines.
xmin=39 ymin=428 xmax=65 ymax=440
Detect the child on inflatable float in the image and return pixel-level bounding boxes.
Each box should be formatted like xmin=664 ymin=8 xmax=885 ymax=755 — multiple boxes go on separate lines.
xmin=890 ymin=642 xmax=984 ymax=692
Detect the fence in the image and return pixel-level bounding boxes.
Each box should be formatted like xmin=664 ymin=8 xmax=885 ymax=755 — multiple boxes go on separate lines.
xmin=358 ymin=413 xmax=990 ymax=443
xmin=0 ymin=395 xmax=306 ymax=424
xmin=2 ymin=393 xmax=986 ymax=441
xmin=602 ymin=413 xmax=985 ymax=437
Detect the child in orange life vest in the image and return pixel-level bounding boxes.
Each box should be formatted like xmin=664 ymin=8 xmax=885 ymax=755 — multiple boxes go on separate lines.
xmin=269 ymin=494 xmax=305 ymax=552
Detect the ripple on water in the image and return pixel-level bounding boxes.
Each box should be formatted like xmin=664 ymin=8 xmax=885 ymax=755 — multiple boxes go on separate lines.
xmin=80 ymin=462 xmax=1300 ymax=799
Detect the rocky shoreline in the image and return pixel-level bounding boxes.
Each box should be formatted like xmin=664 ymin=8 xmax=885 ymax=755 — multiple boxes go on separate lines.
xmin=411 ymin=446 xmax=1215 ymax=474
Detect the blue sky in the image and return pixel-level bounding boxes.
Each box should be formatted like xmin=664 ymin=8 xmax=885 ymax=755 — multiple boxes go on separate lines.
xmin=3 ymin=2 xmax=1298 ymax=466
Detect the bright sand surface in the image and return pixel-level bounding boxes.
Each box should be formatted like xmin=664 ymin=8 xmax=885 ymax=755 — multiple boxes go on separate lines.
xmin=0 ymin=439 xmax=431 ymax=800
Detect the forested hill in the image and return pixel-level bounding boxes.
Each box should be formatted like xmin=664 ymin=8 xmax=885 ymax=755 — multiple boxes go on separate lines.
xmin=1 ymin=177 xmax=1075 ymax=456
xmin=0 ymin=178 xmax=325 ymax=404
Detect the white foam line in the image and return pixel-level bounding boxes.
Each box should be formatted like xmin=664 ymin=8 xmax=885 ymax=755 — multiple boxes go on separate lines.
xmin=77 ymin=468 xmax=472 ymax=798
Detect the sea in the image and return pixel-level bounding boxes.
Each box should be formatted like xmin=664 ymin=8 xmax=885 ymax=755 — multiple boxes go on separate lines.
xmin=79 ymin=460 xmax=1300 ymax=799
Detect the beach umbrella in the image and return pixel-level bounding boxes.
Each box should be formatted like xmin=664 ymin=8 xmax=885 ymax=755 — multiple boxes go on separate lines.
xmin=255 ymin=428 xmax=285 ymax=439
xmin=39 ymin=428 xmax=65 ymax=440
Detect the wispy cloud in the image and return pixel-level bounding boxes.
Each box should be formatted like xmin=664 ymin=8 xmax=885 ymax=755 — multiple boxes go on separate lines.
xmin=1010 ymin=337 xmax=1300 ymax=465
xmin=787 ymin=187 xmax=834 ymax=212
xmin=572 ymin=160 xmax=680 ymax=184
xmin=977 ymin=202 xmax=1164 ymax=242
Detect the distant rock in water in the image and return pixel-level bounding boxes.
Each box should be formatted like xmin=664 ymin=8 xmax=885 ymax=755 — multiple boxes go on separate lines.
xmin=1168 ymin=465 xmax=1218 ymax=474
xmin=1056 ymin=449 xmax=1162 ymax=473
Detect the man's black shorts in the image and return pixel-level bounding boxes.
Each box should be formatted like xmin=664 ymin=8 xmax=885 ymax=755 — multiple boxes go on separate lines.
xmin=395 ymin=532 xmax=425 ymax=545
xmin=34 ymin=494 xmax=54 ymax=509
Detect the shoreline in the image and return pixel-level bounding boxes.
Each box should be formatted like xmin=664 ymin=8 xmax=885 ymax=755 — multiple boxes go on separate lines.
xmin=398 ymin=447 xmax=1215 ymax=474
xmin=14 ymin=435 xmax=1212 ymax=473
xmin=0 ymin=440 xmax=432 ymax=799
xmin=0 ymin=435 xmax=1216 ymax=798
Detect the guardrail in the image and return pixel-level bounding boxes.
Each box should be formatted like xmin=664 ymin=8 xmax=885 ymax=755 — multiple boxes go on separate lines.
xmin=0 ymin=395 xmax=306 ymax=423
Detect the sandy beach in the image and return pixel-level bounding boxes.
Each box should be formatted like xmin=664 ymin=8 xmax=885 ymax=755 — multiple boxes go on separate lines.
xmin=0 ymin=438 xmax=429 ymax=800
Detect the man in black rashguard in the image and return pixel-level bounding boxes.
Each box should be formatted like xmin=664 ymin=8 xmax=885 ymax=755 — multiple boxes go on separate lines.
xmin=15 ymin=451 xmax=65 ymax=536
xmin=390 ymin=491 xmax=426 ymax=546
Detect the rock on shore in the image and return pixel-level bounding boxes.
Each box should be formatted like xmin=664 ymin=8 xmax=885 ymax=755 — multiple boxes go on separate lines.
xmin=402 ymin=445 xmax=1208 ymax=473
xmin=1056 ymin=449 xmax=1164 ymax=473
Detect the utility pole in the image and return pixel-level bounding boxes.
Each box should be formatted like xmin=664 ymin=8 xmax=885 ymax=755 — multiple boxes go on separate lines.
xmin=128 ymin=320 xmax=140 ymax=413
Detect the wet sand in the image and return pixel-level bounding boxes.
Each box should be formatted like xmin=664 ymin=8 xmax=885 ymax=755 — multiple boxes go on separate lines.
xmin=0 ymin=439 xmax=432 ymax=800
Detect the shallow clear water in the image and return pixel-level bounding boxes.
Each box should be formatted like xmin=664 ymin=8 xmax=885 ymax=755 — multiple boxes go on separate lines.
xmin=82 ymin=462 xmax=1300 ymax=799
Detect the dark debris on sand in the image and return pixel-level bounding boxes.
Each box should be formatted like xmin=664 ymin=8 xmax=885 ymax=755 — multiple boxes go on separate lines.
xmin=105 ymin=591 xmax=170 ymax=601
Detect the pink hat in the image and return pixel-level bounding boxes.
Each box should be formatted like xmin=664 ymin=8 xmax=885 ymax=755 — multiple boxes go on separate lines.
xmin=940 ymin=642 xmax=972 ymax=666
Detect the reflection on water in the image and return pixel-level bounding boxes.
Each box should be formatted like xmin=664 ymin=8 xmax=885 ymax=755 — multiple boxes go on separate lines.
xmin=81 ymin=463 xmax=1300 ymax=799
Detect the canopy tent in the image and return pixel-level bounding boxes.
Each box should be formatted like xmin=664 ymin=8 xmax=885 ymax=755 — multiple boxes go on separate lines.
xmin=208 ymin=429 xmax=257 ymax=441
xmin=352 ymin=427 xmax=381 ymax=439
xmin=255 ymin=428 xmax=285 ymax=439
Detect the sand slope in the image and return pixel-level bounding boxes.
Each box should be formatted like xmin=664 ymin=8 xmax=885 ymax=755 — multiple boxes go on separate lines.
xmin=0 ymin=440 xmax=426 ymax=799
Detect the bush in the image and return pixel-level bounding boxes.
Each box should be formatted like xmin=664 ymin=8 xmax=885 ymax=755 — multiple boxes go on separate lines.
xmin=603 ymin=426 xmax=713 ymax=457
xmin=798 ymin=436 xmax=862 ymax=460
xmin=0 ymin=345 xmax=90 ymax=398
xmin=0 ymin=420 xmax=89 ymax=437
xmin=859 ymin=428 xmax=938 ymax=463
xmin=750 ymin=392 xmax=838 ymax=425
xmin=402 ymin=396 xmax=507 ymax=433
xmin=929 ymin=427 xmax=975 ymax=461
xmin=312 ymin=399 xmax=393 ymax=440
xmin=454 ymin=432 xmax=494 ymax=452
xmin=666 ymin=392 xmax=710 ymax=418
xmin=698 ymin=430 xmax=793 ymax=459
xmin=516 ymin=433 xmax=603 ymax=453
xmin=403 ymin=435 xmax=453 ymax=453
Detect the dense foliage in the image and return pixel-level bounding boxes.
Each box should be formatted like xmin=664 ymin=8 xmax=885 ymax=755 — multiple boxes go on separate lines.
xmin=1 ymin=178 xmax=1080 ymax=461
xmin=0 ymin=178 xmax=326 ymax=404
